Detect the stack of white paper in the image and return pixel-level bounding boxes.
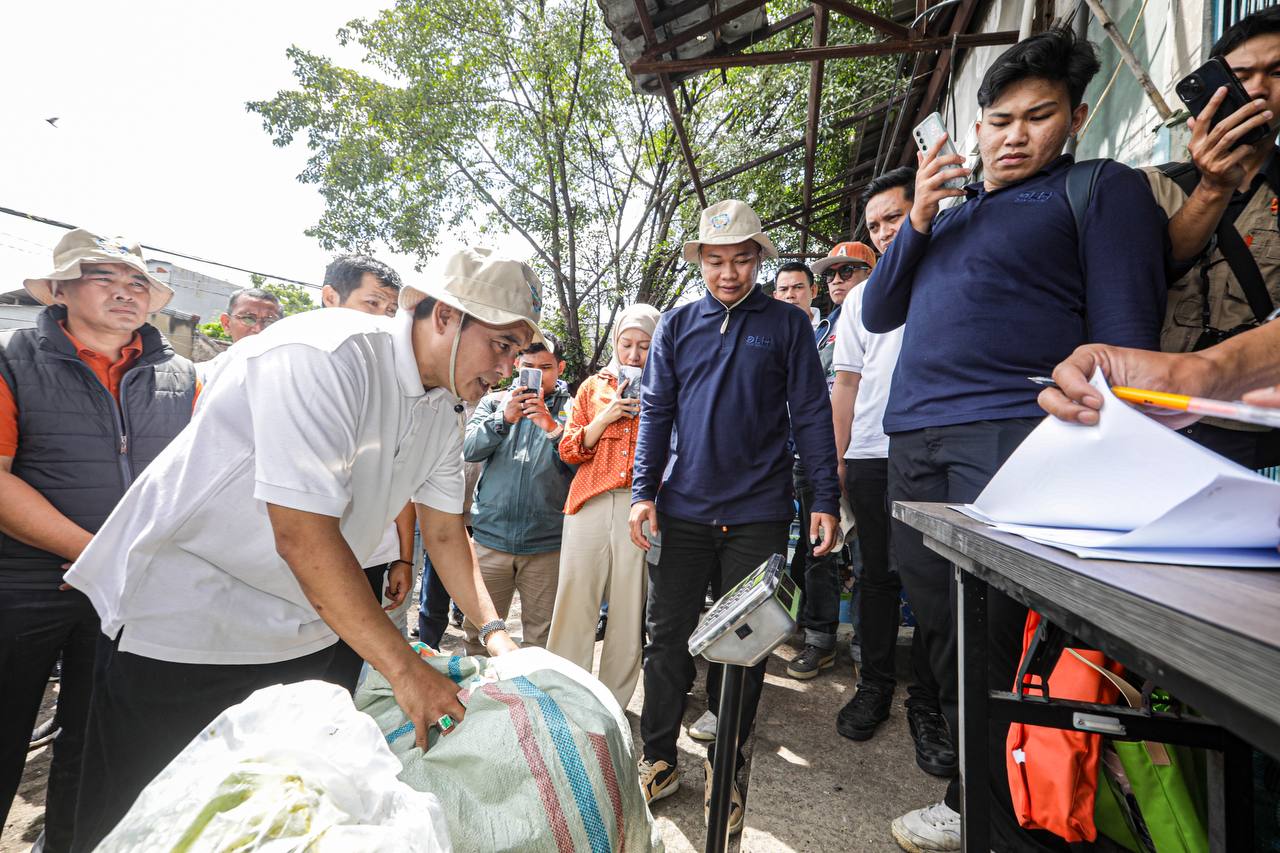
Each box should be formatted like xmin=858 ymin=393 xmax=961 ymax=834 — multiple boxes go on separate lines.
xmin=958 ymin=370 xmax=1280 ymax=567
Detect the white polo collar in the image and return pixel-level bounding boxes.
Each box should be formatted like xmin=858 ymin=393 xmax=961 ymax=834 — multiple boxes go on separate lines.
xmin=392 ymin=310 xmax=427 ymax=399
xmin=392 ymin=309 xmax=462 ymax=410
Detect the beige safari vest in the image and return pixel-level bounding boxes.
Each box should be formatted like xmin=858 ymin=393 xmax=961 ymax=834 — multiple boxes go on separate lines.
xmin=1143 ymin=161 xmax=1280 ymax=432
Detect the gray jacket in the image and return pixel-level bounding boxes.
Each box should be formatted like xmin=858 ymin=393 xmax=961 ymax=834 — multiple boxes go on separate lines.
xmin=463 ymin=382 xmax=575 ymax=555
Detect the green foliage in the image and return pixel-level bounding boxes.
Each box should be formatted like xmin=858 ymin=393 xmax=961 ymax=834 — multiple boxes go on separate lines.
xmin=249 ymin=0 xmax=893 ymax=381
xmin=258 ymin=280 xmax=317 ymax=316
xmin=198 ymin=321 xmax=230 ymax=342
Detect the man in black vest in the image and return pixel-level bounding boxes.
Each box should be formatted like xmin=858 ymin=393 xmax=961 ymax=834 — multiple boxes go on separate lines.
xmin=0 ymin=229 xmax=197 ymax=852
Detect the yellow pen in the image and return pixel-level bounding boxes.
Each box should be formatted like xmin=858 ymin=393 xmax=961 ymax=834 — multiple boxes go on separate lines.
xmin=1027 ymin=376 xmax=1280 ymax=429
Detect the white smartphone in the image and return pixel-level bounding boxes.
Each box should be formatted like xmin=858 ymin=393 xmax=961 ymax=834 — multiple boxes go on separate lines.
xmin=913 ymin=112 xmax=966 ymax=191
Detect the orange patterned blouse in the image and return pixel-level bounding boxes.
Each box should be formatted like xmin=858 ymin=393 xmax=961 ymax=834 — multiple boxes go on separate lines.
xmin=559 ymin=371 xmax=640 ymax=515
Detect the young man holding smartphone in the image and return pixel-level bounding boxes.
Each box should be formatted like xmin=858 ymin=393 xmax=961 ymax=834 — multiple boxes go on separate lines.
xmin=461 ymin=335 xmax=574 ymax=653
xmin=861 ymin=28 xmax=1166 ymax=852
xmin=1144 ymin=6 xmax=1280 ymax=468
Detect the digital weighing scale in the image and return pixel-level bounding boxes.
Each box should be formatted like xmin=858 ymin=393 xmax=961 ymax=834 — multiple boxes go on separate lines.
xmin=688 ymin=553 xmax=801 ymax=852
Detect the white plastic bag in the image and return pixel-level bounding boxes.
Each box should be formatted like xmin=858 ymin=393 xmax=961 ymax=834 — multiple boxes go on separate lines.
xmin=97 ymin=680 xmax=450 ymax=852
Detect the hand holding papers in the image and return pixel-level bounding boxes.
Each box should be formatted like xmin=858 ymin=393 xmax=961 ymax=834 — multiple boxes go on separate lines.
xmin=960 ymin=369 xmax=1280 ymax=567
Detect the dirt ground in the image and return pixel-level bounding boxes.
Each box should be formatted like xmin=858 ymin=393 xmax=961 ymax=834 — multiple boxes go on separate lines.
xmin=3 ymin=590 xmax=938 ymax=852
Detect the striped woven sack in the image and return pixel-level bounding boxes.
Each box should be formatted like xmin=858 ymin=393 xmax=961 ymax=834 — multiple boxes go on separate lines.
xmin=356 ymin=646 xmax=663 ymax=853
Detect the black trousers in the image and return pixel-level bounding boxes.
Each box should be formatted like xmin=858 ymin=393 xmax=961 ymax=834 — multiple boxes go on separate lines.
xmin=790 ymin=461 xmax=840 ymax=648
xmin=844 ymin=458 xmax=937 ymax=706
xmin=71 ymin=639 xmax=335 ymax=852
xmin=0 ymin=588 xmax=98 ymax=853
xmin=890 ymin=418 xmax=1070 ymax=852
xmin=641 ymin=514 xmax=788 ymax=772
xmin=324 ymin=563 xmax=388 ymax=693
xmin=1179 ymin=421 xmax=1280 ymax=469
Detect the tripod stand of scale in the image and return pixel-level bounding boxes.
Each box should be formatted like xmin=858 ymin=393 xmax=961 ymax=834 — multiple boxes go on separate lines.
xmin=687 ymin=553 xmax=801 ymax=853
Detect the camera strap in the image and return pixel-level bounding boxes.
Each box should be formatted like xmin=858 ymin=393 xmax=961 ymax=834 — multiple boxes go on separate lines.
xmin=1157 ymin=161 xmax=1275 ymax=324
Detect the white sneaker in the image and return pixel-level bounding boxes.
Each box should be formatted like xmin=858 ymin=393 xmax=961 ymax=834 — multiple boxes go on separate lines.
xmin=890 ymin=801 xmax=961 ymax=852
xmin=687 ymin=710 xmax=717 ymax=742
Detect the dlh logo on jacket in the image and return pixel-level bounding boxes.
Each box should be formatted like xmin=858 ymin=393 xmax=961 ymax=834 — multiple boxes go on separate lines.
xmin=745 ymin=335 xmax=773 ymax=349
xmin=1015 ymin=191 xmax=1054 ymax=203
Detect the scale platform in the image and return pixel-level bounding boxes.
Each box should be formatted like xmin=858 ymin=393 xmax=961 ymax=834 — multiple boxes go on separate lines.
xmin=688 ymin=553 xmax=801 ymax=667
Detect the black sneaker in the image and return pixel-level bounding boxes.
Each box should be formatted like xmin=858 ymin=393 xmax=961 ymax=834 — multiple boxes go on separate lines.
xmin=836 ymin=683 xmax=893 ymax=741
xmin=595 ymin=612 xmax=608 ymax=642
xmin=907 ymin=704 xmax=958 ymax=777
xmin=786 ymin=644 xmax=836 ymax=679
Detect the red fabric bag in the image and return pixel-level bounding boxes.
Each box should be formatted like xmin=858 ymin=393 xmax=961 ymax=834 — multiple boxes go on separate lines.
xmin=1005 ymin=610 xmax=1124 ymax=842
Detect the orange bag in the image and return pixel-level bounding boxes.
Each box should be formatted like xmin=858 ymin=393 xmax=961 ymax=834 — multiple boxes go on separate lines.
xmin=1005 ymin=610 xmax=1124 ymax=842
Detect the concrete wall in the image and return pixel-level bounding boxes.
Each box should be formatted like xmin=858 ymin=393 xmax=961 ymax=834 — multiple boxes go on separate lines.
xmin=941 ymin=0 xmax=1208 ymax=170
xmin=146 ymin=260 xmax=239 ymax=324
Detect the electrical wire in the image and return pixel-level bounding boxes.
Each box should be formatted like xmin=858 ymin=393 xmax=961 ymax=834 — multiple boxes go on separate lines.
xmin=0 ymin=205 xmax=322 ymax=290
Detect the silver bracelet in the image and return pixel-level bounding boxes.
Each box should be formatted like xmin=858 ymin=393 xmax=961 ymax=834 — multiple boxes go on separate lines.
xmin=478 ymin=619 xmax=507 ymax=646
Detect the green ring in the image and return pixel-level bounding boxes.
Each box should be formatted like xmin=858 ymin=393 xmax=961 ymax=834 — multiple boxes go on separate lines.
xmin=437 ymin=714 xmax=455 ymax=732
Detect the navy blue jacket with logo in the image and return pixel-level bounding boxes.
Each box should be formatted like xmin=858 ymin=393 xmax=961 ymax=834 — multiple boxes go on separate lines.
xmin=862 ymin=154 xmax=1166 ymax=434
xmin=632 ymin=285 xmax=839 ymax=526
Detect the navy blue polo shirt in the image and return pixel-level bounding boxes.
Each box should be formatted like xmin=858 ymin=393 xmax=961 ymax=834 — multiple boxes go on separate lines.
xmin=862 ymin=155 xmax=1166 ymax=433
xmin=633 ymin=285 xmax=839 ymax=526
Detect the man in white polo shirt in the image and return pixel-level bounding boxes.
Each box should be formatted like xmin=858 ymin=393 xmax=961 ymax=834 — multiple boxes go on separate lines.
xmin=830 ymin=169 xmax=954 ymax=791
xmin=66 ymin=247 xmax=540 ymax=851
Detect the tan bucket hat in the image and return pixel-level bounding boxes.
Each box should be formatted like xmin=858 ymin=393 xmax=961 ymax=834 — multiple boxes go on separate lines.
xmin=24 ymin=228 xmax=173 ymax=312
xmin=399 ymin=246 xmax=544 ymax=343
xmin=681 ymin=199 xmax=779 ymax=263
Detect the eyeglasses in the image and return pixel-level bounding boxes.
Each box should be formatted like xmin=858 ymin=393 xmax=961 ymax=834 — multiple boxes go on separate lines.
xmin=823 ymin=264 xmax=871 ymax=282
xmin=232 ymin=314 xmax=281 ymax=328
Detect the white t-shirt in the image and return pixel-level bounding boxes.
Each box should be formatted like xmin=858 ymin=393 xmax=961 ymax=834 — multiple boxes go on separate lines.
xmin=367 ymin=523 xmax=402 ymax=568
xmin=66 ymin=309 xmax=465 ymax=665
xmin=832 ymin=284 xmax=904 ymax=459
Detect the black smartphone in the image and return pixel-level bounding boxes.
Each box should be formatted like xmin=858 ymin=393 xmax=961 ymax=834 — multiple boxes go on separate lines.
xmin=1175 ymin=56 xmax=1271 ymax=148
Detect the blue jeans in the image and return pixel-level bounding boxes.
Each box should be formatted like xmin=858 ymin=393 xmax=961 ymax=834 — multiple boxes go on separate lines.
xmin=417 ymin=551 xmax=451 ymax=649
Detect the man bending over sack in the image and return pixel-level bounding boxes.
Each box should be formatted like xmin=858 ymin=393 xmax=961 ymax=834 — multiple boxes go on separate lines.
xmin=65 ymin=247 xmax=540 ymax=850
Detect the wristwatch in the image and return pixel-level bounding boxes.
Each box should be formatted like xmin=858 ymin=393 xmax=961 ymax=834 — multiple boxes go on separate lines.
xmin=545 ymin=423 xmax=565 ymax=440
xmin=478 ymin=619 xmax=508 ymax=646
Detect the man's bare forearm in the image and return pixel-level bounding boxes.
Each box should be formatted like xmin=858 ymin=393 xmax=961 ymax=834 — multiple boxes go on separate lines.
xmin=394 ymin=502 xmax=415 ymax=562
xmin=416 ymin=504 xmax=504 ymax=638
xmin=831 ymin=372 xmax=861 ymax=460
xmin=0 ymin=467 xmax=93 ymax=562
xmin=1167 ymin=183 xmax=1232 ymax=263
xmin=1199 ymin=321 xmax=1280 ymax=399
xmin=267 ymin=504 xmax=421 ymax=682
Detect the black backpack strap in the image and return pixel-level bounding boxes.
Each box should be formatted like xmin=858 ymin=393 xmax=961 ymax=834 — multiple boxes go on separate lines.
xmin=1155 ymin=160 xmax=1274 ymax=323
xmin=1065 ymin=158 xmax=1107 ymax=239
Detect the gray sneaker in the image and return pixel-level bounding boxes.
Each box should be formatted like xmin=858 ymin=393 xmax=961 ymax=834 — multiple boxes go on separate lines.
xmin=687 ymin=710 xmax=717 ymax=742
xmin=786 ymin=644 xmax=836 ymax=679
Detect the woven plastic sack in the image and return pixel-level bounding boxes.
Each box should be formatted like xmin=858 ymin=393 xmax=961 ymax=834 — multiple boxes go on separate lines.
xmin=98 ymin=681 xmax=450 ymax=852
xmin=356 ymin=646 xmax=663 ymax=852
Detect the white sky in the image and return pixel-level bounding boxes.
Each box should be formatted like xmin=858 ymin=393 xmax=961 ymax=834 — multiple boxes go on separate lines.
xmin=0 ymin=1 xmax=530 ymax=301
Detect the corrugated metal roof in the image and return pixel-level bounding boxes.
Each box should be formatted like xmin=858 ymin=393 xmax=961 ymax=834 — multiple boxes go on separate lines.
xmin=598 ymin=0 xmax=771 ymax=94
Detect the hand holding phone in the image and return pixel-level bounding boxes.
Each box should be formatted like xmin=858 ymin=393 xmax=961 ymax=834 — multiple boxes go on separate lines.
xmin=1177 ymin=58 xmax=1273 ymax=193
xmin=911 ymin=113 xmax=969 ymax=235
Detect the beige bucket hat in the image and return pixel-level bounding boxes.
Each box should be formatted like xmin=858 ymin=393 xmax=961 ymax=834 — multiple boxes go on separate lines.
xmin=400 ymin=246 xmax=544 ymax=343
xmin=25 ymin=229 xmax=174 ymax=312
xmin=681 ymin=199 xmax=779 ymax=263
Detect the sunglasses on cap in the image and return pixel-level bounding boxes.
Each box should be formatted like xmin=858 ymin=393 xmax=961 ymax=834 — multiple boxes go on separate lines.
xmin=823 ymin=264 xmax=871 ymax=282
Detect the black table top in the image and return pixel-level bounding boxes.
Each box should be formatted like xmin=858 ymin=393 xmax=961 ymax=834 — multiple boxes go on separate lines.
xmin=895 ymin=501 xmax=1280 ymax=757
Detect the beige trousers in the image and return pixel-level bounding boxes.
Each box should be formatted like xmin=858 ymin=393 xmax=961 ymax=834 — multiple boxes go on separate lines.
xmin=547 ymin=489 xmax=647 ymax=709
xmin=463 ymin=543 xmax=560 ymax=655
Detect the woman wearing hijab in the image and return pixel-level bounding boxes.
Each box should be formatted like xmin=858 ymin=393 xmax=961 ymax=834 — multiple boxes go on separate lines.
xmin=548 ymin=303 xmax=661 ymax=709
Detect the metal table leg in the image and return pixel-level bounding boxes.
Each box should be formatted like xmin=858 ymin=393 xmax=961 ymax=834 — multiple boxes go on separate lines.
xmin=957 ymin=565 xmax=990 ymax=853
xmin=706 ymin=663 xmax=745 ymax=853
xmin=1223 ymin=733 xmax=1254 ymax=851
